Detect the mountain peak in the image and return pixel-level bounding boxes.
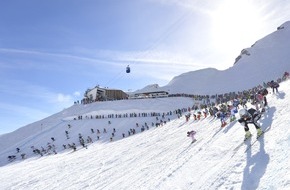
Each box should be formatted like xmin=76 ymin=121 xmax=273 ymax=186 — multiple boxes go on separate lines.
xmin=136 ymin=21 xmax=290 ymax=95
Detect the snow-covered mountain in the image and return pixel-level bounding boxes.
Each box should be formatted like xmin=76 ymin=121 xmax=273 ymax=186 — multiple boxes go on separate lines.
xmin=135 ymin=21 xmax=290 ymax=95
xmin=0 ymin=21 xmax=290 ymax=190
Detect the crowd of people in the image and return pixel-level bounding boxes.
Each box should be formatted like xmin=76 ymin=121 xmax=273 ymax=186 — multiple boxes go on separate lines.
xmin=186 ymin=71 xmax=288 ymax=142
xmin=6 ymin=71 xmax=289 ymax=163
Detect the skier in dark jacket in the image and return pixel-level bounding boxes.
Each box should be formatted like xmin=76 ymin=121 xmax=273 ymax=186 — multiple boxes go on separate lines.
xmin=269 ymin=80 xmax=279 ymax=93
xmin=238 ymin=108 xmax=263 ymax=140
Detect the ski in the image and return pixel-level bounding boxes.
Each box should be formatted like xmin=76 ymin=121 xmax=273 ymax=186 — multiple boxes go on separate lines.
xmin=191 ymin=139 xmax=197 ymax=144
xmin=233 ymin=136 xmax=251 ymax=152
xmin=244 ymin=126 xmax=271 ymax=153
xmin=232 ymin=126 xmax=271 ymax=154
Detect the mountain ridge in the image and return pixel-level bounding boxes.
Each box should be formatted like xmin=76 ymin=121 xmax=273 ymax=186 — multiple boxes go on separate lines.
xmin=135 ymin=21 xmax=290 ymax=95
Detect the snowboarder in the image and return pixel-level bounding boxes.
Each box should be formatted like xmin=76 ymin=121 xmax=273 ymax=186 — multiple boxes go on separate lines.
xmin=187 ymin=130 xmax=197 ymax=143
xmin=238 ymin=108 xmax=263 ymax=140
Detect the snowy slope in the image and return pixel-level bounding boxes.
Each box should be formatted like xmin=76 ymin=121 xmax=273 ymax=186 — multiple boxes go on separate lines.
xmin=0 ymin=97 xmax=194 ymax=156
xmin=0 ymin=80 xmax=289 ymax=190
xmin=134 ymin=21 xmax=290 ymax=95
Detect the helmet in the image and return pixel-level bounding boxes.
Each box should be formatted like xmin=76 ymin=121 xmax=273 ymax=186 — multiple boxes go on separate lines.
xmin=239 ymin=109 xmax=247 ymax=117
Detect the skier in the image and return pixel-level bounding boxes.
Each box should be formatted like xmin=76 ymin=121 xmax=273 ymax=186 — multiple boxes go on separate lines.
xmin=255 ymin=88 xmax=268 ymax=113
xmin=232 ymin=99 xmax=240 ymax=109
xmin=193 ymin=113 xmax=197 ymax=120
xmin=218 ymin=110 xmax=227 ymax=127
xmin=229 ymin=105 xmax=238 ymax=122
xmin=21 ymin=153 xmax=26 ymax=159
xmin=241 ymin=98 xmax=248 ymax=108
xmin=269 ymin=80 xmax=279 ymax=94
xmin=203 ymin=108 xmax=208 ymax=118
xmin=187 ymin=130 xmax=197 ymax=143
xmin=185 ymin=113 xmax=190 ymax=122
xmin=197 ymin=111 xmax=201 ymax=120
xmin=283 ymin=71 xmax=289 ymax=80
xmin=238 ymin=108 xmax=263 ymax=140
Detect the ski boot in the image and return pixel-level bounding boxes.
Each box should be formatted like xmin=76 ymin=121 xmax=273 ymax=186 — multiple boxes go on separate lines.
xmin=257 ymin=128 xmax=263 ymax=138
xmin=230 ymin=116 xmax=236 ymax=122
xmin=244 ymin=131 xmax=252 ymax=141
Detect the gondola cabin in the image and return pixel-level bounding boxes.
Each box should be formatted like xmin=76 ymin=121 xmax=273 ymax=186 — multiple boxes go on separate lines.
xmin=126 ymin=65 xmax=130 ymax=73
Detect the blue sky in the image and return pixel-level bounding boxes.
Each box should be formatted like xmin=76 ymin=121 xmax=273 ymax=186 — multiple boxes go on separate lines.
xmin=1 ymin=0 xmax=290 ymax=135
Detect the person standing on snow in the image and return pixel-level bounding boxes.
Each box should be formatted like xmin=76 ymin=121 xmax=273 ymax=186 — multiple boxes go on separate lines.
xmin=269 ymin=80 xmax=279 ymax=94
xmin=255 ymin=88 xmax=268 ymax=113
xmin=238 ymin=108 xmax=263 ymax=140
xmin=187 ymin=130 xmax=197 ymax=143
xmin=219 ymin=111 xmax=227 ymax=127
xmin=229 ymin=105 xmax=238 ymax=122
